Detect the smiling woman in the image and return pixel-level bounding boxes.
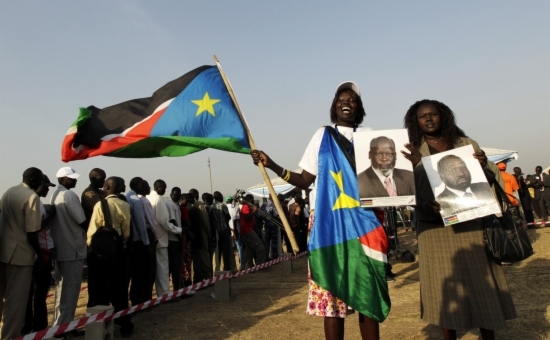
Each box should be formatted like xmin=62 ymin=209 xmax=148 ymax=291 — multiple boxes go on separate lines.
xmin=250 ymin=82 xmax=390 ymax=340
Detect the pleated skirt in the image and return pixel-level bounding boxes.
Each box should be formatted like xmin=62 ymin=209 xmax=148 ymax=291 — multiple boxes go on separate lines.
xmin=417 ymin=219 xmax=517 ymax=331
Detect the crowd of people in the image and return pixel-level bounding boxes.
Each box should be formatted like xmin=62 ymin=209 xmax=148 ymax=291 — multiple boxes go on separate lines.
xmin=500 ymin=165 xmax=550 ymax=227
xmin=0 ymin=167 xmax=307 ymax=339
xmin=1 ymin=82 xmax=548 ymax=340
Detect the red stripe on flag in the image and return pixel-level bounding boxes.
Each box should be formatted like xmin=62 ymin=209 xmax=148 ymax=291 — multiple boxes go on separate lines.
xmin=61 ymin=106 xmax=167 ymax=162
xmin=358 ymin=226 xmax=388 ymax=254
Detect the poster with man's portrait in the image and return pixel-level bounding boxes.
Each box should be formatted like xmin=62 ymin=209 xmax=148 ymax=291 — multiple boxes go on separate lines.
xmin=422 ymin=145 xmax=501 ymax=226
xmin=354 ymin=129 xmax=416 ymax=207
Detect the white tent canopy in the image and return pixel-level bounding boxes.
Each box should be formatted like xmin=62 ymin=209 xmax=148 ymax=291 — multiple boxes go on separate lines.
xmin=482 ymin=147 xmax=518 ymax=164
xmin=247 ymin=169 xmax=312 ymax=198
xmin=246 ymin=148 xmax=519 ymax=198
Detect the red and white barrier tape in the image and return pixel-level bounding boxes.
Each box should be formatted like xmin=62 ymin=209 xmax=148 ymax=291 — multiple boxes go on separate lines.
xmin=526 ymin=220 xmax=550 ymax=226
xmin=15 ymin=251 xmax=308 ymax=340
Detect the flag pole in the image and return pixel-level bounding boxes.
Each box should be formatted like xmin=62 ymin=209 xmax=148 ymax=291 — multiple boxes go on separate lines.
xmin=213 ymin=55 xmax=300 ymax=254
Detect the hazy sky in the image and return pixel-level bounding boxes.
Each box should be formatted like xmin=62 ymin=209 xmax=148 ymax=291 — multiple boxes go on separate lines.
xmin=1 ymin=1 xmax=548 ymax=200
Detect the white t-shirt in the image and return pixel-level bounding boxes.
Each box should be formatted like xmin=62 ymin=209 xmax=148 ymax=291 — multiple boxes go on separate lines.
xmin=226 ymin=203 xmax=240 ymax=230
xmin=298 ymin=124 xmax=372 ymax=210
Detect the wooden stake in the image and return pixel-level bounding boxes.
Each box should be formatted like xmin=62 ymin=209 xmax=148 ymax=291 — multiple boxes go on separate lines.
xmin=213 ymin=55 xmax=300 ymax=254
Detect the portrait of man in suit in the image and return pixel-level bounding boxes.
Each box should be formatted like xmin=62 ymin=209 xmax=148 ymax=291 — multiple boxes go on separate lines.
xmin=357 ymin=136 xmax=415 ymax=198
xmin=435 ymin=155 xmax=496 ymax=214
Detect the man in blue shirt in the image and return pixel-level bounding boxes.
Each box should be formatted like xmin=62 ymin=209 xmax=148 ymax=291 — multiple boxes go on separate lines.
xmin=126 ymin=177 xmax=152 ymax=306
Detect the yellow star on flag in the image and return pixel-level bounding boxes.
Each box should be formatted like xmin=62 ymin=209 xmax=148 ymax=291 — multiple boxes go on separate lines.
xmin=191 ymin=92 xmax=221 ymax=117
xmin=330 ymin=170 xmax=360 ymax=210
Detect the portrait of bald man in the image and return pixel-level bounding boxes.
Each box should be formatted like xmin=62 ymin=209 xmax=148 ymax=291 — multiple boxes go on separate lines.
xmin=435 ymin=155 xmax=496 ymax=215
xmin=358 ymin=136 xmax=415 ymax=198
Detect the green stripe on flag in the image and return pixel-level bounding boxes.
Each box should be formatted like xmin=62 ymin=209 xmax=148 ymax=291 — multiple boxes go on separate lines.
xmin=71 ymin=107 xmax=93 ymax=128
xmin=309 ymin=239 xmax=391 ymax=322
xmin=106 ymin=136 xmax=251 ymax=158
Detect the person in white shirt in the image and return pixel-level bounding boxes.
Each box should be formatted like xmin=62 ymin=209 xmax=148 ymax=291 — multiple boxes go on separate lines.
xmin=226 ymin=196 xmax=244 ymax=270
xmin=49 ymin=167 xmax=87 ymax=327
xmin=166 ymin=187 xmax=183 ymax=293
xmin=250 ymin=82 xmax=383 ymax=339
xmin=146 ymin=180 xmax=181 ymax=297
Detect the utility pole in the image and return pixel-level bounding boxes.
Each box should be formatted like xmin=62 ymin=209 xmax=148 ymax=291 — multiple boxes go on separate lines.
xmin=208 ymin=158 xmax=213 ymax=192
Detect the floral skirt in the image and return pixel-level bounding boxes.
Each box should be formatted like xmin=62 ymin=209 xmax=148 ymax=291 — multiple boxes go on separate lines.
xmin=305 ymin=211 xmax=353 ymax=318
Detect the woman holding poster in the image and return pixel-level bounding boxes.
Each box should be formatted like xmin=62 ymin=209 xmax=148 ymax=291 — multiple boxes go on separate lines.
xmin=251 ymin=82 xmax=389 ymax=340
xmin=402 ymin=99 xmax=516 ymax=340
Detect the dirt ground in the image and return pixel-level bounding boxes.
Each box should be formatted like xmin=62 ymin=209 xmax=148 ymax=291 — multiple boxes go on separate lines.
xmin=43 ymin=227 xmax=550 ymax=340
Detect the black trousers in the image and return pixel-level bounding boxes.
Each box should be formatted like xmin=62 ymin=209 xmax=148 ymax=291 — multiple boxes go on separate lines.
xmin=537 ymin=191 xmax=550 ymax=221
xmin=144 ymin=229 xmax=157 ymax=302
xmin=263 ymin=223 xmax=279 ymax=260
xmin=167 ymin=240 xmax=182 ymax=291
xmin=87 ymin=245 xmax=131 ymax=326
xmin=299 ymin=223 xmax=308 ymax=253
xmin=208 ymin=236 xmax=216 ymax=272
xmin=129 ymin=241 xmax=151 ymax=305
xmin=23 ymin=252 xmax=52 ymax=333
xmin=281 ymin=228 xmax=294 ymax=254
xmin=519 ymin=194 xmax=534 ymax=223
xmin=192 ymin=248 xmax=205 ymax=284
xmin=217 ymin=229 xmax=232 ymax=271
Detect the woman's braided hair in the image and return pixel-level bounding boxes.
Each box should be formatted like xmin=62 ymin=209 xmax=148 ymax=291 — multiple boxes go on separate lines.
xmin=403 ymin=99 xmax=467 ymax=147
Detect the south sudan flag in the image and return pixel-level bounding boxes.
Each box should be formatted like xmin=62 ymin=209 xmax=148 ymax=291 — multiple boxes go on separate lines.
xmin=61 ymin=65 xmax=251 ymax=162
xmin=308 ymin=127 xmax=391 ymax=322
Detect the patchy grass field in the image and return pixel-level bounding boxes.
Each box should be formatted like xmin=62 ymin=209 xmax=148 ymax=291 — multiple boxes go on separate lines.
xmin=41 ymin=227 xmax=550 ymax=339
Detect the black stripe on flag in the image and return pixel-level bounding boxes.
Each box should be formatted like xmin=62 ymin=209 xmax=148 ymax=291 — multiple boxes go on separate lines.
xmin=73 ymin=65 xmax=213 ymax=147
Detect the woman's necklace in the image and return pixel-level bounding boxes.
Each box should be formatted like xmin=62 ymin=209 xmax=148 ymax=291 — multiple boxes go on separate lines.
xmin=428 ymin=136 xmax=443 ymax=144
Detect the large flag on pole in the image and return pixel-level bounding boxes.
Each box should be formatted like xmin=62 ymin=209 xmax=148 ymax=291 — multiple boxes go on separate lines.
xmin=61 ymin=65 xmax=251 ymax=162
xmin=308 ymin=128 xmax=391 ymax=322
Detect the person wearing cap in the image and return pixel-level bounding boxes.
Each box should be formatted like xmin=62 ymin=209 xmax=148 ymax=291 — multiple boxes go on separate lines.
xmin=49 ymin=166 xmax=87 ymax=327
xmin=251 ymin=82 xmax=384 ymax=339
xmin=22 ymin=175 xmax=57 ymax=334
xmin=0 ymin=167 xmax=43 ymax=339
xmin=497 ymin=163 xmax=520 ymax=207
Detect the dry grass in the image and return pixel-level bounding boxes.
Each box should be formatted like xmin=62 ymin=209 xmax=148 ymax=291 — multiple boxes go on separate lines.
xmin=41 ymin=227 xmax=550 ymax=339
